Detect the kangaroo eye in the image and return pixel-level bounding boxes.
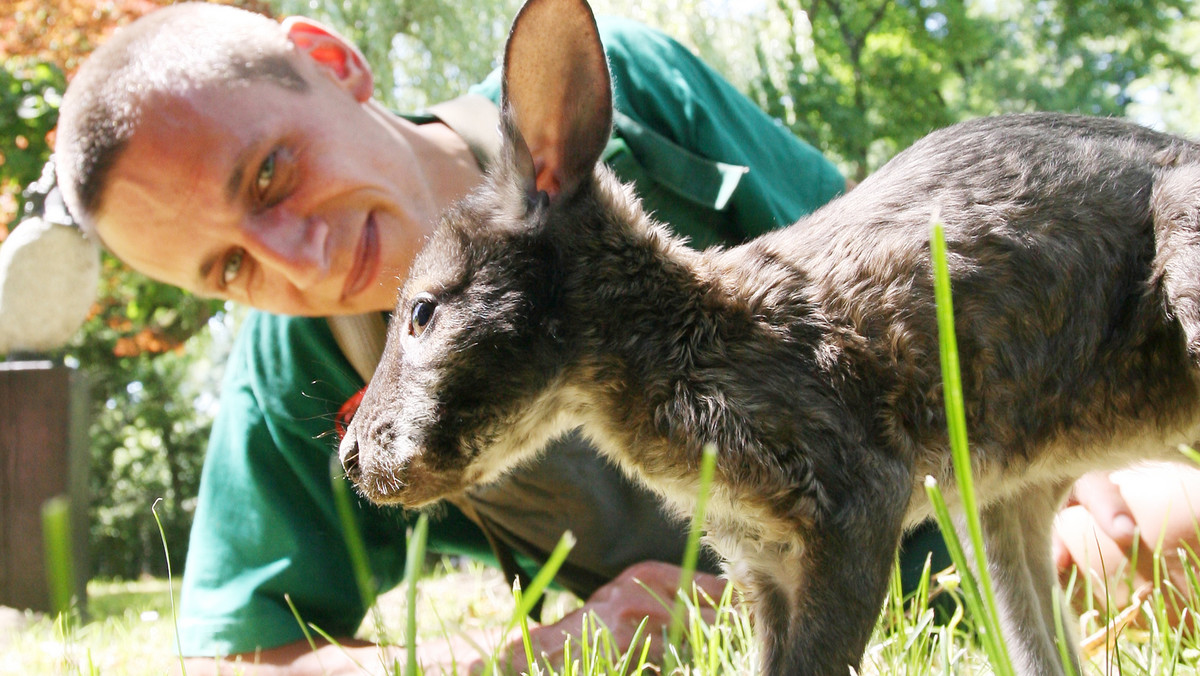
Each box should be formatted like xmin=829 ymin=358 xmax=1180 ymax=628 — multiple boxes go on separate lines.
xmin=410 ymin=294 xmax=437 ymax=337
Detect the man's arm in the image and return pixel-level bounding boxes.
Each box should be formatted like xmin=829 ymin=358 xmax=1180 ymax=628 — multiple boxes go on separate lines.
xmin=178 ymin=639 xmax=393 ymax=676
xmin=175 ymin=562 xmax=729 ymax=675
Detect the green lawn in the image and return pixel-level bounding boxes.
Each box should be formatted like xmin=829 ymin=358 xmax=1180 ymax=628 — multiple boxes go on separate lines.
xmin=2 ymin=555 xmax=1199 ymax=675
xmin=1 ymin=578 xmax=183 ymax=675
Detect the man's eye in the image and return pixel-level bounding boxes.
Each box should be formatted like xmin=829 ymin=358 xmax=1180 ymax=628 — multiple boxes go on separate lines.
xmin=222 ymin=248 xmax=245 ymax=287
xmin=254 ymin=152 xmax=276 ymax=200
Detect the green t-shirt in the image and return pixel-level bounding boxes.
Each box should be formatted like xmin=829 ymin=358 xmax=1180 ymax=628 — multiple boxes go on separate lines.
xmin=178 ymin=17 xmax=846 ymax=656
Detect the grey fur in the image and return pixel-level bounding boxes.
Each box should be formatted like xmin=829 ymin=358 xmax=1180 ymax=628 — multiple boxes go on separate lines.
xmin=339 ymin=0 xmax=1200 ymax=672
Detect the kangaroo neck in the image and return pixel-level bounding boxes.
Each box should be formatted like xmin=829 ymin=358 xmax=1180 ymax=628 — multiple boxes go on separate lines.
xmin=554 ymin=183 xmax=733 ymax=443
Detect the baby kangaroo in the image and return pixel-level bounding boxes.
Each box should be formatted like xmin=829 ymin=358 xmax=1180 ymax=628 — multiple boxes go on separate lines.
xmin=339 ymin=0 xmax=1200 ymax=672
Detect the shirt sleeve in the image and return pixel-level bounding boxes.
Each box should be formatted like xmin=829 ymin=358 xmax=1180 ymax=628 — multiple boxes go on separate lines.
xmin=177 ymin=312 xmax=408 ymax=656
xmin=596 ymin=17 xmax=845 ymax=238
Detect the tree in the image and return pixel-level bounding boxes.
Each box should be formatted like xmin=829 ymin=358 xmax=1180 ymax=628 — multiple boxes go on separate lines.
xmin=0 ymin=60 xmax=63 ymax=226
xmin=269 ymin=0 xmax=520 ymax=110
xmin=746 ymin=0 xmax=1197 ymax=181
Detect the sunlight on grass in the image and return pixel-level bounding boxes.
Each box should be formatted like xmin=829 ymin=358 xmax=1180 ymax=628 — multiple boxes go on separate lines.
xmin=7 ymin=527 xmax=1200 ymax=675
xmin=1 ymin=578 xmax=181 ymax=676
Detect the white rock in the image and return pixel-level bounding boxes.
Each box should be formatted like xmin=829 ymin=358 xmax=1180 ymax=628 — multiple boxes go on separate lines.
xmin=0 ymin=217 xmax=100 ymax=354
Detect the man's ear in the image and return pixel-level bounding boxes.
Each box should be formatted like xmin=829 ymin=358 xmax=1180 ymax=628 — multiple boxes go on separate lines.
xmin=282 ymin=16 xmax=374 ymax=102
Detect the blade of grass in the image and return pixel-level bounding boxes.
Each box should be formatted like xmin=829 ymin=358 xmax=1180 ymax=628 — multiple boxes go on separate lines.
xmin=929 ymin=222 xmax=1016 ymax=676
xmin=924 ymin=477 xmax=1009 ymax=670
xmin=1151 ymin=508 xmax=1173 ymax=668
xmin=41 ymin=495 xmax=75 ymax=619
xmin=404 ymin=513 xmax=430 ymax=676
xmin=485 ymin=530 xmax=576 ymax=675
xmin=329 ymin=454 xmax=378 ymax=612
xmin=284 ymin=593 xmax=322 ymax=655
xmin=666 ymin=442 xmax=718 ymax=670
xmin=151 ymin=497 xmax=187 ymax=676
xmin=1179 ymin=443 xmax=1200 ymax=466
xmin=514 ymin=530 xmax=576 ymax=621
xmin=613 ymin=618 xmax=651 ymax=675
xmin=1052 ymin=584 xmax=1080 ymax=676
xmin=305 ymin=621 xmax=373 ymax=673
xmin=511 ymin=585 xmax=537 ymax=671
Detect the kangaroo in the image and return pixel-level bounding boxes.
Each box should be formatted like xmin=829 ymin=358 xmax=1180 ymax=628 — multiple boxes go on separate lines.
xmin=338 ymin=0 xmax=1200 ymax=672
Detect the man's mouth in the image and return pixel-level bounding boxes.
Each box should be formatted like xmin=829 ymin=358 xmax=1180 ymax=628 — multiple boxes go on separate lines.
xmin=342 ymin=212 xmax=381 ymax=302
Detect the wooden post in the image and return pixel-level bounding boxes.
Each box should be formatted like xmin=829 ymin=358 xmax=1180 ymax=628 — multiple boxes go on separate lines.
xmin=0 ymin=361 xmax=89 ymax=613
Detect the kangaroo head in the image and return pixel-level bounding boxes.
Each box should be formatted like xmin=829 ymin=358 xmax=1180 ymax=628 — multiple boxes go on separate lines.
xmin=339 ymin=0 xmax=613 ymax=506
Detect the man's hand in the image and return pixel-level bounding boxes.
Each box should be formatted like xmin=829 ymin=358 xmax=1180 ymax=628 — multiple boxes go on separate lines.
xmin=1051 ymin=470 xmax=1138 ymax=572
xmin=521 ymin=560 xmax=729 ymax=669
xmin=1052 ymin=462 xmax=1200 ymax=625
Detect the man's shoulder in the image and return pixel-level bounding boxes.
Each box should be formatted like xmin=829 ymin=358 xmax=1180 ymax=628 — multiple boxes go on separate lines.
xmin=229 ymin=311 xmax=352 ymax=391
xmin=594 ymin=16 xmax=688 ymax=72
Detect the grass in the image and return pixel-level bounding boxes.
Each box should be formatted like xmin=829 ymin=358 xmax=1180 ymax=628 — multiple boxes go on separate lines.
xmin=6 ymin=517 xmax=1200 ymax=675
xmin=1 ymin=578 xmax=182 ymax=675
xmin=8 ymin=223 xmax=1200 ymax=673
xmin=6 ymin=547 xmax=1200 ymax=674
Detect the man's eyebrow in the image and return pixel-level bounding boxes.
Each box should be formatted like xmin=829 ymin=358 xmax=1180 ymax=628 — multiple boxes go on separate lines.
xmin=198 ymin=251 xmax=220 ymax=290
xmin=225 ymin=139 xmax=265 ymax=204
xmin=225 ymin=162 xmax=246 ymax=205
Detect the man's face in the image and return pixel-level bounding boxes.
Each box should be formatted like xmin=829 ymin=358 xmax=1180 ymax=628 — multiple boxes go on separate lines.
xmin=95 ymin=58 xmax=436 ymax=316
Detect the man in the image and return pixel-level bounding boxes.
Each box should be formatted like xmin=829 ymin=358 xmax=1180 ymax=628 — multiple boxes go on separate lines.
xmin=55 ymin=3 xmax=861 ymax=673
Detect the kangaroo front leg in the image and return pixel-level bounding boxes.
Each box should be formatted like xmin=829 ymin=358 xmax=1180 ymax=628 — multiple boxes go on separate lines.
xmin=743 ymin=461 xmax=910 ymax=675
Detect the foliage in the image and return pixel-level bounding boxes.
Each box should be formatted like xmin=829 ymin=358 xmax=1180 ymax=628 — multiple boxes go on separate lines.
xmin=1 ymin=0 xmax=160 ymax=230
xmin=68 ymin=253 xmax=230 ymax=577
xmin=745 ymin=0 xmax=1199 ymax=180
xmin=1127 ymin=20 xmax=1200 ymax=135
xmin=0 ymin=59 xmax=65 ymax=231
xmin=268 ymin=0 xmax=520 ymax=110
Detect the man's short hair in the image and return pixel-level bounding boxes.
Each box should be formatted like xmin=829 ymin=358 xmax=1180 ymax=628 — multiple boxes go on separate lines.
xmin=55 ymin=2 xmax=309 ymax=238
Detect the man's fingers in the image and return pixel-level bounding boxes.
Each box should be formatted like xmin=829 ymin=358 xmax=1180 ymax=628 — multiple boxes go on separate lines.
xmin=1070 ymin=471 xmax=1138 ymax=547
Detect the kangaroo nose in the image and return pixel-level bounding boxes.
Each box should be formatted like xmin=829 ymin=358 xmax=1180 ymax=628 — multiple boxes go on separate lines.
xmin=339 ymin=436 xmax=361 ymax=480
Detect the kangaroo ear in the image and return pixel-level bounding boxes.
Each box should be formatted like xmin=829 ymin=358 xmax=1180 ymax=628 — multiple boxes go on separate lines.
xmin=500 ymin=0 xmax=612 ymax=203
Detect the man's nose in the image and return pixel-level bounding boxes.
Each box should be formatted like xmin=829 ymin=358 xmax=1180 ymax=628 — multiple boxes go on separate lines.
xmin=245 ymin=211 xmax=331 ymax=290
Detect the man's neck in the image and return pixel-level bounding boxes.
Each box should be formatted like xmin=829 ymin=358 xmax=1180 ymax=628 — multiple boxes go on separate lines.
xmin=367 ymin=98 xmax=485 ymax=212
xmin=419 ymin=117 xmax=488 ymax=209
